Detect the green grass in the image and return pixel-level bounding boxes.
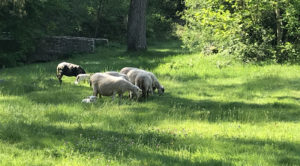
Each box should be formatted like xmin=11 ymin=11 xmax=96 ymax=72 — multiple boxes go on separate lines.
xmin=0 ymin=41 xmax=299 ymax=166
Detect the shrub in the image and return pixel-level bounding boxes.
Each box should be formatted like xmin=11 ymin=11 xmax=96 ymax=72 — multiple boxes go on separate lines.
xmin=178 ymin=0 xmax=300 ymax=63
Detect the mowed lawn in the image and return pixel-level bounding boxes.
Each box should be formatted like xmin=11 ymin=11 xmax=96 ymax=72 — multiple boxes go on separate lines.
xmin=0 ymin=41 xmax=299 ymax=166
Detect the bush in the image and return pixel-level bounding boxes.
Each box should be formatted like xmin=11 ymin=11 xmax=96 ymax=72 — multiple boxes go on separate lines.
xmin=178 ymin=0 xmax=300 ymax=63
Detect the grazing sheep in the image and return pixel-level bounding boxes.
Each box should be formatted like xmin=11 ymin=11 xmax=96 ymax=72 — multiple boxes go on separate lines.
xmin=126 ymin=68 xmax=165 ymax=95
xmin=127 ymin=69 xmax=153 ymax=98
xmin=56 ymin=62 xmax=86 ymax=85
xmin=90 ymin=73 xmax=142 ymax=100
xmin=104 ymin=71 xmax=129 ymax=81
xmin=82 ymin=96 xmax=97 ymax=103
xmin=120 ymin=67 xmax=138 ymax=75
xmin=135 ymin=72 xmax=153 ymax=98
xmin=75 ymin=74 xmax=91 ymax=84
xmin=147 ymin=72 xmax=165 ymax=95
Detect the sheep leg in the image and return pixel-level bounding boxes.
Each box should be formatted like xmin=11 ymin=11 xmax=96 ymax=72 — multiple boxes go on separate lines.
xmin=142 ymin=87 xmax=147 ymax=98
xmin=112 ymin=92 xmax=117 ymax=101
xmin=129 ymin=91 xmax=134 ymax=99
xmin=92 ymin=85 xmax=98 ymax=97
xmin=118 ymin=93 xmax=123 ymax=100
xmin=57 ymin=74 xmax=63 ymax=85
xmin=117 ymin=93 xmax=122 ymax=105
xmin=146 ymin=89 xmax=150 ymax=98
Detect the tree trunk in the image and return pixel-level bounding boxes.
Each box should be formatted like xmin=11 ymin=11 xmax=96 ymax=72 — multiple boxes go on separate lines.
xmin=127 ymin=0 xmax=147 ymax=51
xmin=94 ymin=0 xmax=104 ymax=38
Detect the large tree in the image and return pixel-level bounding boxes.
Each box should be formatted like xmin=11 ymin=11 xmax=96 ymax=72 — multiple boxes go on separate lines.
xmin=127 ymin=0 xmax=147 ymax=51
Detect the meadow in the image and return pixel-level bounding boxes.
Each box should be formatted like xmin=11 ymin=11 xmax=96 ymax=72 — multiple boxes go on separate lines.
xmin=0 ymin=41 xmax=299 ymax=166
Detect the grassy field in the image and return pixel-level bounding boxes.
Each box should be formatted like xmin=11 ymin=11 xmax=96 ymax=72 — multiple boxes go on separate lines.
xmin=0 ymin=41 xmax=299 ymax=166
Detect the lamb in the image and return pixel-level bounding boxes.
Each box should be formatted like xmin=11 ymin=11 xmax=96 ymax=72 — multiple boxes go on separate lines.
xmin=90 ymin=73 xmax=142 ymax=100
xmin=120 ymin=67 xmax=138 ymax=75
xmin=75 ymin=74 xmax=91 ymax=84
xmin=82 ymin=96 xmax=97 ymax=103
xmin=56 ymin=62 xmax=86 ymax=85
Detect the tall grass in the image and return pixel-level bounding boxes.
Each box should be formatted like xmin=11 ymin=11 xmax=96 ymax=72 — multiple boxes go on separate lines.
xmin=0 ymin=41 xmax=299 ymax=165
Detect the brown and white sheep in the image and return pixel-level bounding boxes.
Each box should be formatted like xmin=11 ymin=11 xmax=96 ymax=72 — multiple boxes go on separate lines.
xmin=56 ymin=62 xmax=86 ymax=85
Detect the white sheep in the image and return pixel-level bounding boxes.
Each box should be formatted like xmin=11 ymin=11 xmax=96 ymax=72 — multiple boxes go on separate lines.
xmin=90 ymin=73 xmax=142 ymax=100
xmin=147 ymin=71 xmax=165 ymax=95
xmin=120 ymin=67 xmax=138 ymax=75
xmin=127 ymin=69 xmax=153 ymax=98
xmin=56 ymin=62 xmax=86 ymax=85
xmin=75 ymin=74 xmax=91 ymax=84
xmin=135 ymin=72 xmax=153 ymax=98
xmin=125 ymin=68 xmax=165 ymax=95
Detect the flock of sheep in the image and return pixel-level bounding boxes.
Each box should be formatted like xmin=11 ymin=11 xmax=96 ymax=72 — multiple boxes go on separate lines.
xmin=56 ymin=62 xmax=165 ymax=103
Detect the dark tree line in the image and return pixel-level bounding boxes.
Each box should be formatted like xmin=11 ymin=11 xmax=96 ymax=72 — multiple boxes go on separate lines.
xmin=0 ymin=0 xmax=183 ymax=67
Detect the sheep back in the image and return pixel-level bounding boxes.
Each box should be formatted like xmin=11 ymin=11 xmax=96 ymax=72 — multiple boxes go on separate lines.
xmin=135 ymin=72 xmax=153 ymax=98
xmin=57 ymin=62 xmax=86 ymax=77
xmin=105 ymin=71 xmax=129 ymax=81
xmin=120 ymin=67 xmax=138 ymax=75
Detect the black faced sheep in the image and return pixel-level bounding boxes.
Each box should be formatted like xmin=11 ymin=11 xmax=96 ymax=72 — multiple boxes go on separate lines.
xmin=56 ymin=62 xmax=86 ymax=85
xmin=90 ymin=73 xmax=142 ymax=100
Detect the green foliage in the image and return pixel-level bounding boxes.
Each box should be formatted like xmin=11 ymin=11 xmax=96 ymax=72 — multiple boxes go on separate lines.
xmin=178 ymin=0 xmax=300 ymax=63
xmin=147 ymin=0 xmax=184 ymax=39
xmin=0 ymin=41 xmax=300 ymax=165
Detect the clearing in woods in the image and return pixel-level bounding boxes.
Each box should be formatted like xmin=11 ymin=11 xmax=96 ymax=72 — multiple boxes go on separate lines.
xmin=0 ymin=41 xmax=299 ymax=165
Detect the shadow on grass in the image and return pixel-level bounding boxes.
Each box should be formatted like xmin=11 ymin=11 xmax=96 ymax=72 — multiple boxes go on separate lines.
xmin=1 ymin=121 xmax=299 ymax=165
xmin=0 ymin=121 xmax=231 ymax=166
xmin=221 ymin=137 xmax=300 ymax=166
xmin=154 ymin=94 xmax=300 ymax=122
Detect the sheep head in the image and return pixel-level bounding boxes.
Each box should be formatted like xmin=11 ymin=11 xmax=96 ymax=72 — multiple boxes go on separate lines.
xmin=158 ymin=86 xmax=165 ymax=95
xmin=133 ymin=85 xmax=143 ymax=98
xmin=76 ymin=67 xmax=86 ymax=75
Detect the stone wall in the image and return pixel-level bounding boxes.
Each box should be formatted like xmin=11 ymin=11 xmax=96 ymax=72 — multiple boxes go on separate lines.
xmin=31 ymin=36 xmax=108 ymax=62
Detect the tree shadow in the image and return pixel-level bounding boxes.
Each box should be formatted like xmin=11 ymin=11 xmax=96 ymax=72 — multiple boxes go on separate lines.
xmin=1 ymin=121 xmax=299 ymax=165
xmin=0 ymin=121 xmax=233 ymax=166
xmin=148 ymin=93 xmax=300 ymax=123
xmin=220 ymin=137 xmax=300 ymax=166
